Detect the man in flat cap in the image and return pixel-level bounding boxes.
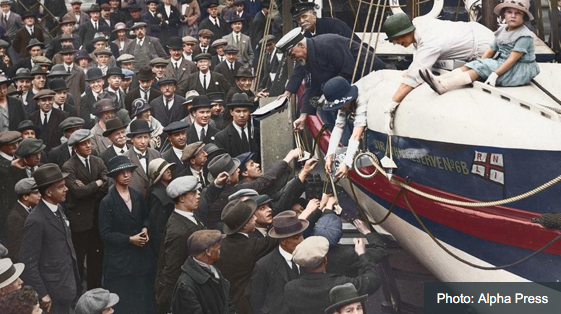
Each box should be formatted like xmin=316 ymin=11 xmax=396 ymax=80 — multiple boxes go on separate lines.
xmin=182 ymin=35 xmax=198 ymax=61
xmin=62 ymin=129 xmax=108 ymax=290
xmin=14 ymin=138 xmax=45 ymax=178
xmin=20 ymin=164 xmax=82 ymax=314
xmin=29 ymin=90 xmax=69 ymax=152
xmin=150 ymin=57 xmax=169 ymax=88
xmin=75 ymin=287 xmax=120 ymax=314
xmin=123 ymin=22 xmax=167 ymax=71
xmin=198 ymin=1 xmax=229 ymax=41
xmin=155 ymin=173 xmax=228 ymax=314
xmin=250 ymin=210 xmax=309 ymax=314
xmin=178 ymin=53 xmax=231 ymax=97
xmin=284 ymin=235 xmax=381 ymax=314
xmin=214 ymin=45 xmax=242 ymax=86
xmin=5 ymin=177 xmax=41 ymax=262
xmin=90 ymin=99 xmax=117 ymax=155
xmin=171 ymin=229 xmax=235 ymax=313
xmin=223 ymin=15 xmax=253 ymax=65
xmin=210 ymin=38 xmax=228 ymax=69
xmin=151 ymin=77 xmax=187 ymax=126
xmin=47 ymin=117 xmax=84 ymax=168
xmin=161 ymin=121 xmax=189 ymax=177
xmin=165 ymin=37 xmax=198 ymax=86
xmin=214 ymin=198 xmax=277 ymax=313
xmin=179 ymin=141 xmax=208 ymax=186
xmin=186 ymin=95 xmax=219 ymax=145
xmin=192 ymin=28 xmax=215 ymax=57
xmin=79 ymin=4 xmax=110 ymax=47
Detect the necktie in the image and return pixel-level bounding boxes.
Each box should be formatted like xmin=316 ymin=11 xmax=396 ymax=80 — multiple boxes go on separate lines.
xmin=241 ymin=126 xmax=249 ymax=151
xmin=165 ymin=98 xmax=170 ymax=110
xmin=120 ymin=149 xmax=125 ymax=154
xmin=214 ymin=18 xmax=219 ymax=27
xmin=85 ymin=157 xmax=90 ymax=172
xmin=229 ymin=63 xmax=234 ymax=75
xmin=43 ymin=113 xmax=48 ymax=125
xmin=55 ymin=209 xmax=66 ymax=229
xmin=235 ymin=34 xmax=239 ymax=45
xmin=142 ymin=90 xmax=148 ymax=100
xmin=198 ymin=171 xmax=206 ymax=187
xmin=94 ymin=21 xmax=98 ymax=30
xmin=67 ymin=66 xmax=71 ymax=73
xmin=202 ymin=75 xmax=207 ymax=90
xmin=3 ymin=15 xmax=7 ymax=24
xmin=200 ymin=127 xmax=205 ymax=141
xmin=29 ymin=27 xmax=33 ymax=36
xmin=202 ymin=47 xmax=206 ymax=53
xmin=290 ymin=259 xmax=300 ymax=279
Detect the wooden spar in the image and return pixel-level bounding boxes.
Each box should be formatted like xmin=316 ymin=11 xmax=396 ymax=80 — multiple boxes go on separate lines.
xmin=534 ymin=0 xmax=545 ymax=39
xmin=482 ymin=0 xmax=498 ymax=31
xmin=549 ymin=0 xmax=561 ymax=52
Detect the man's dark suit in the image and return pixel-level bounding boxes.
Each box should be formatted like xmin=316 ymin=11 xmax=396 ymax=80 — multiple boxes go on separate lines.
xmin=78 ymin=19 xmax=110 ymax=47
xmin=198 ymin=17 xmax=230 ymax=41
xmin=214 ymin=122 xmax=258 ymax=161
xmin=12 ymin=26 xmax=45 ymax=58
xmin=45 ymin=34 xmax=82 ymax=59
xmin=1 ymin=96 xmax=27 ymax=132
xmin=5 ymin=201 xmax=30 ymax=262
xmin=19 ymin=200 xmax=82 ymax=314
xmin=80 ymin=90 xmax=111 ymax=129
xmin=65 ymin=65 xmax=86 ymax=112
xmin=10 ymin=57 xmax=32 ymax=77
xmin=250 ymin=247 xmax=298 ymax=314
xmin=163 ymin=58 xmax=197 ymax=87
xmin=62 ymin=154 xmax=108 ymax=290
xmin=47 ymin=142 xmax=72 ymax=169
xmin=214 ymin=60 xmax=242 ymax=86
xmin=150 ymin=95 xmax=187 ymax=127
xmin=99 ymin=144 xmax=130 ymax=166
xmin=54 ymin=103 xmax=77 ymax=117
xmin=106 ymin=88 xmax=126 ymax=111
xmin=125 ymin=87 xmax=162 ymax=114
xmin=186 ymin=122 xmax=218 ymax=145
xmin=258 ymin=49 xmax=287 ymax=96
xmin=250 ymin=10 xmax=267 ymax=50
xmin=211 ymin=54 xmax=226 ymax=70
xmin=0 ymin=157 xmax=26 ymax=242
xmin=177 ymin=71 xmax=231 ymax=97
xmin=161 ymin=147 xmax=188 ymax=178
xmin=284 ymin=253 xmax=381 ymax=314
xmin=214 ymin=233 xmax=277 ymax=314
xmin=29 ymin=108 xmax=68 ymax=151
xmin=192 ymin=44 xmax=216 ymax=58
xmin=125 ymin=147 xmax=162 ymax=198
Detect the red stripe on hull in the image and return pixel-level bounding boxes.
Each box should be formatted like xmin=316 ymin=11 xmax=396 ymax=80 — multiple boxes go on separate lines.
xmin=306 ymin=116 xmax=561 ymax=255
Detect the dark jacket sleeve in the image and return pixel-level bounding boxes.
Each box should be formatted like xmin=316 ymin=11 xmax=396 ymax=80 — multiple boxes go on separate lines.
xmin=249 ymin=260 xmax=268 ymax=314
xmin=99 ymin=198 xmax=131 ymax=248
xmin=243 ymin=160 xmax=290 ymax=194
xmin=197 ymin=182 xmax=223 ymax=226
xmin=364 ymin=231 xmax=387 ymax=264
xmin=349 ymin=253 xmax=381 ymax=295
xmin=18 ymin=216 xmax=48 ymax=298
xmin=271 ymin=176 xmax=306 ymax=215
xmin=171 ymin=281 xmax=205 ymax=314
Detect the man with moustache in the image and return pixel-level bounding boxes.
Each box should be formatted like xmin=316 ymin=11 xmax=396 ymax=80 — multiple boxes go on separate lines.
xmin=99 ymin=118 xmax=130 ymax=166
xmin=62 ymin=129 xmax=108 ymax=290
xmin=150 ymin=78 xmax=187 ymax=127
xmin=19 ymin=164 xmax=82 ymax=314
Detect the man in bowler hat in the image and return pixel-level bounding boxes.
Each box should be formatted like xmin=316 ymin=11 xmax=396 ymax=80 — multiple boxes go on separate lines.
xmin=19 ymin=164 xmax=82 ymax=314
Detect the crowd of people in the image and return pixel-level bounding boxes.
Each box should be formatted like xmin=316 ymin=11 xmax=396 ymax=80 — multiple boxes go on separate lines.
xmin=0 ymin=0 xmax=391 ymax=313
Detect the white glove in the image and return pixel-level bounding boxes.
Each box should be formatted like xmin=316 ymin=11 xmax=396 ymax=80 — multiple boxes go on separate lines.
xmin=484 ymin=72 xmax=498 ymax=87
xmin=384 ymin=101 xmax=400 ymax=136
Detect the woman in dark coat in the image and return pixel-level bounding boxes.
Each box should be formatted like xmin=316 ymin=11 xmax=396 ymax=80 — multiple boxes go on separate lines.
xmin=99 ymin=155 xmax=156 ymax=314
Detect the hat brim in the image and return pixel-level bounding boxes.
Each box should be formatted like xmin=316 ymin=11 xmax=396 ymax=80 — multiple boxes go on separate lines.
xmin=0 ymin=263 xmax=24 ymax=289
xmin=33 ymin=172 xmax=70 ymax=188
xmin=107 ymin=293 xmax=120 ymax=308
xmin=323 ymin=85 xmax=358 ymax=111
xmin=102 ymin=126 xmax=126 ymax=137
xmin=154 ymin=163 xmax=175 ymax=183
xmin=127 ymin=127 xmax=155 ymax=138
xmin=47 ymin=72 xmax=71 ymax=78
xmin=85 ymin=75 xmax=105 ymax=82
xmin=493 ymin=3 xmax=534 ymax=20
xmin=324 ymin=294 xmax=368 ymax=314
xmin=223 ymin=199 xmax=257 ymax=235
xmin=207 ymin=158 xmax=241 ymax=182
xmin=268 ymin=219 xmax=309 ymax=239
xmin=385 ymin=24 xmax=416 ymax=41
xmin=107 ymin=164 xmax=138 ymax=178
xmin=0 ymin=78 xmax=13 ymax=86
xmin=18 ymin=124 xmax=41 ymax=134
xmin=226 ymin=102 xmax=254 ymax=108
xmin=17 ymin=143 xmax=46 ymax=157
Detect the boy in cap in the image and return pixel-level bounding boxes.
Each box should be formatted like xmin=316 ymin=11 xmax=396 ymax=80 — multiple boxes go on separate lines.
xmin=47 ymin=117 xmax=84 ymax=168
xmin=186 ymin=95 xmax=219 ymax=144
xmin=214 ymin=45 xmax=241 ymax=85
xmin=155 ymin=173 xmax=228 ymax=314
xmin=250 ymin=210 xmax=309 ymax=314
xmin=210 ymin=38 xmax=228 ymax=69
xmin=14 ymin=138 xmax=45 ymax=178
xmin=171 ymin=229 xmax=234 ymax=314
xmin=179 ymin=141 xmax=208 ymax=185
xmin=149 ymin=57 xmax=169 ymax=86
xmin=20 ymin=164 xmax=82 ymax=314
xmin=181 ymin=35 xmax=198 ymax=61
xmin=5 ymin=178 xmax=41 ymax=262
xmin=193 ymin=28 xmax=215 ymax=56
xmin=284 ymin=235 xmax=381 ymax=314
xmin=165 ymin=36 xmax=198 ymax=85
xmin=29 ymin=89 xmax=69 ymax=151
xmin=161 ymin=120 xmax=189 ymax=177
xmin=214 ymin=198 xmax=277 ymax=313
xmin=257 ymin=35 xmax=288 ymax=96
xmin=223 ymin=15 xmax=253 ymax=65
xmin=75 ymin=288 xmax=119 ymax=314
xmin=198 ymin=1 xmax=229 ymax=40
xmin=63 ymin=128 xmax=108 ymax=290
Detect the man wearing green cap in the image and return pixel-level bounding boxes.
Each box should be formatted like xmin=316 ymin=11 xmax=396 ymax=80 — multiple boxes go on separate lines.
xmin=382 ymin=13 xmax=493 ymax=134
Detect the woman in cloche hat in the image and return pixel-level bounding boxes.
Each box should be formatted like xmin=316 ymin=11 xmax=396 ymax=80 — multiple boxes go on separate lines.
xmin=420 ymin=0 xmax=539 ymax=94
xmin=98 ymin=155 xmax=156 ymax=314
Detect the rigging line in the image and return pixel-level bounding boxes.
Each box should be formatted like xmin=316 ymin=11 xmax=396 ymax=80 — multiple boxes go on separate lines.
xmin=360 ymin=0 xmax=383 ymax=78
xmin=369 ymin=0 xmax=388 ymax=73
xmin=349 ymin=0 xmax=364 ymax=49
xmin=351 ymin=0 xmax=377 ymax=84
xmin=253 ymin=0 xmax=275 ymax=92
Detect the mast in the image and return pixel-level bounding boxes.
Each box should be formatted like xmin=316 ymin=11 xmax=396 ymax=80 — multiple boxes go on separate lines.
xmin=482 ymin=0 xmax=498 ymax=31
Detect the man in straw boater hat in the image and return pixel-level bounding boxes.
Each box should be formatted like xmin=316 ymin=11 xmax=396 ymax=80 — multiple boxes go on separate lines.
xmin=380 ymin=12 xmax=493 ymax=135
xmin=19 ymin=164 xmax=82 ymax=314
xmin=155 ymin=172 xmax=228 ymax=314
xmin=214 ymin=198 xmax=277 ymax=313
xmin=0 ymin=253 xmax=25 ymax=298
xmin=284 ymin=235 xmax=381 ymax=314
xmin=325 ymin=283 xmax=368 ymax=314
xmin=62 ymin=129 xmax=108 ymax=290
xmin=171 ymin=229 xmax=234 ymax=313
xmin=250 ymin=210 xmax=309 ymax=314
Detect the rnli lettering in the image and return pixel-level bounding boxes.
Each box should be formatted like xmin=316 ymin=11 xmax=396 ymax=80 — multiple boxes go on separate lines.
xmin=371 ymin=139 xmax=470 ymax=175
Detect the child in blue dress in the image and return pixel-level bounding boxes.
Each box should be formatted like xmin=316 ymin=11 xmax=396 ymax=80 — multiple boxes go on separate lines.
xmin=419 ymin=0 xmax=540 ymax=94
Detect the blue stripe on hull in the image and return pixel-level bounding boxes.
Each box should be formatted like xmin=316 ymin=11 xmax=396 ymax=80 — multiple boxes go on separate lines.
xmin=356 ymin=183 xmax=561 ymax=282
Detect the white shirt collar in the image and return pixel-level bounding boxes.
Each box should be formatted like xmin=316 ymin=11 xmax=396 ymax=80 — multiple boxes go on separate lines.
xmin=113 ymin=144 xmax=128 ymax=155
xmin=76 ymin=153 xmax=89 ymax=165
xmin=174 ymin=209 xmax=198 ymax=225
xmin=133 ymin=146 xmax=146 ymax=156
xmin=4 ymin=11 xmax=9 ymax=18
xmin=193 ymin=257 xmax=220 ymax=279
xmin=43 ymin=199 xmax=59 ymax=213
xmin=90 ymin=19 xmax=98 ymax=27
xmin=17 ymin=200 xmax=32 ymax=213
xmin=91 ymin=89 xmax=100 ymax=99
xmin=41 ymin=109 xmax=53 ymax=121
xmin=0 ymin=151 xmax=13 ymax=161
xmin=53 ymin=103 xmax=64 ymax=111
xmin=107 ymin=86 xmax=119 ymax=94
xmin=255 ymin=227 xmax=268 ymax=237
xmin=237 ymin=232 xmax=249 ymax=238
xmin=193 ymin=122 xmax=207 ymax=134
xmin=190 ymin=167 xmax=200 ymax=178
xmin=173 ymin=146 xmax=183 ymax=160
xmin=279 ymin=246 xmax=299 ymax=270
xmin=172 ymin=57 xmax=183 ymax=66
xmin=232 ymin=121 xmax=248 ymax=138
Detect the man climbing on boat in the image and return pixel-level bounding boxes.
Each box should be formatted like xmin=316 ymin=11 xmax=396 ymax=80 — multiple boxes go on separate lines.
xmin=383 ymin=12 xmax=494 ymax=134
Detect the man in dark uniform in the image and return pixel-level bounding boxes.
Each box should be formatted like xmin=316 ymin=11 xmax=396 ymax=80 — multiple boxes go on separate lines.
xmin=62 ymin=129 xmax=108 ymax=290
xmin=276 ymin=28 xmax=385 ymax=130
xmin=19 ymin=164 xmax=82 ymax=314
xmin=47 ymin=117 xmax=84 ymax=168
xmin=161 ymin=121 xmax=189 ymax=178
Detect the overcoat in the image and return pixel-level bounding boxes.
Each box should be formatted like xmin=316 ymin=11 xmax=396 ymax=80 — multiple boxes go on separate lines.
xmin=5 ymin=201 xmax=30 ymax=262
xmin=150 ymin=94 xmax=187 ymax=127
xmin=125 ymin=147 xmax=162 ymax=198
xmin=186 ymin=122 xmax=218 ymax=145
xmin=177 ymin=71 xmax=231 ymax=97
xmin=29 ymin=108 xmax=68 ymax=151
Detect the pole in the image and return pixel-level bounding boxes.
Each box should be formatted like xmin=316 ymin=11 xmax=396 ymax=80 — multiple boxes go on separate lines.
xmin=549 ymin=0 xmax=561 ymax=52
xmin=482 ymin=0 xmax=498 ymax=31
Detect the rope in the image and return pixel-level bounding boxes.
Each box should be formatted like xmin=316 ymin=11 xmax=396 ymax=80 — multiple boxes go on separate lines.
xmin=253 ymin=0 xmax=275 ymax=92
xmin=326 ymin=0 xmax=335 ymax=18
xmin=351 ymin=0 xmax=377 ymax=83
xmin=360 ymin=0 xmax=383 ymax=79
xmin=349 ymin=0 xmax=364 ymax=49
xmin=403 ymin=192 xmax=561 ymax=270
xmin=368 ymin=0 xmax=388 ymax=73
